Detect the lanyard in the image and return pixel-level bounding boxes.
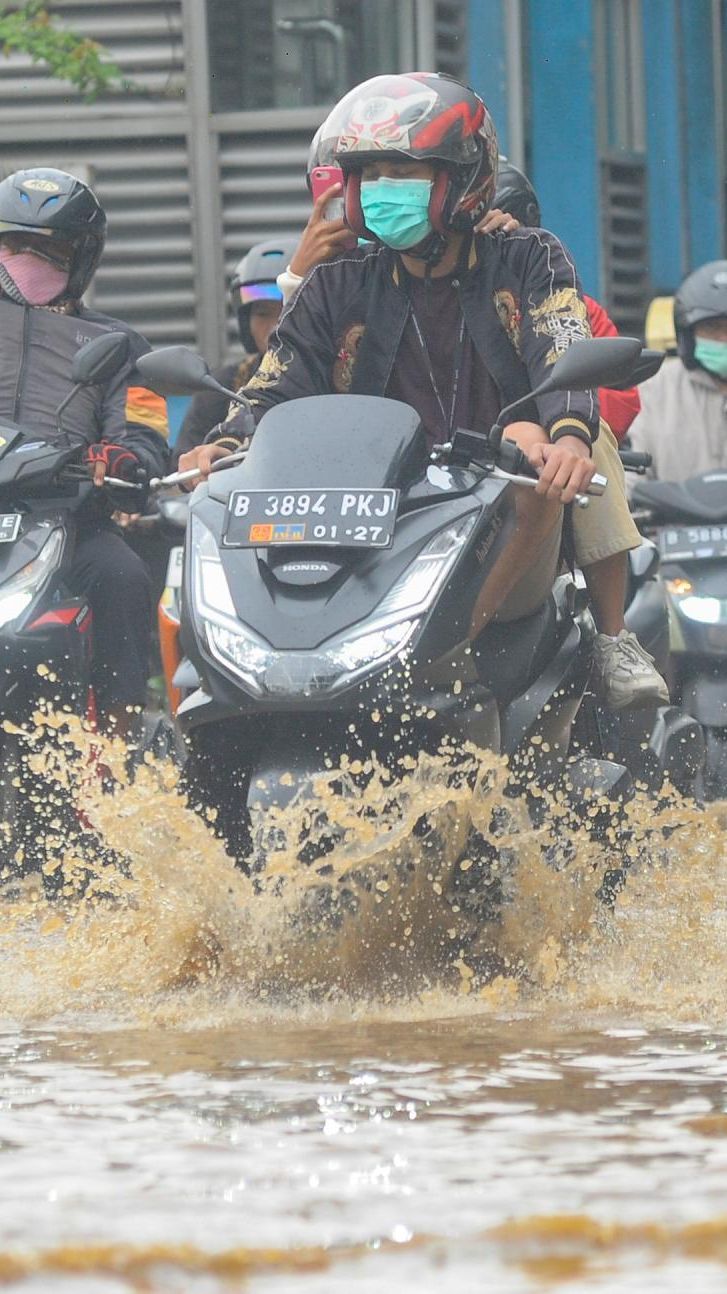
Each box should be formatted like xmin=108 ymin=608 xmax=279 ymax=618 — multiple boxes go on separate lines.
xmin=409 ymin=305 xmax=467 ymax=440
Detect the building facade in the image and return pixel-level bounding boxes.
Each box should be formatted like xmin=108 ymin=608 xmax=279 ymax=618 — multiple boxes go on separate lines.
xmin=473 ymin=0 xmax=726 ymax=334
xmin=0 ymin=0 xmax=721 ymax=362
xmin=0 ymin=0 xmax=468 ymax=366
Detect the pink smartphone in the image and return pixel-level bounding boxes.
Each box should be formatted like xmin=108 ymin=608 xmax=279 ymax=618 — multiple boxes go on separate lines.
xmin=310 ymin=165 xmax=357 ymax=248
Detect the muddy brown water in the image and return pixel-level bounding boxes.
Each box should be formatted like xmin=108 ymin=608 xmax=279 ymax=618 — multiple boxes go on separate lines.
xmin=1 ymin=716 xmax=727 ymax=1292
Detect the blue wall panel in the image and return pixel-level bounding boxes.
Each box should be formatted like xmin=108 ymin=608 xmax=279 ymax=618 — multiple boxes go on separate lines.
xmin=642 ymin=0 xmax=685 ymax=289
xmin=679 ymin=0 xmax=721 ymax=270
xmin=468 ymin=0 xmax=509 ymax=156
xmin=526 ymin=0 xmax=601 ymax=295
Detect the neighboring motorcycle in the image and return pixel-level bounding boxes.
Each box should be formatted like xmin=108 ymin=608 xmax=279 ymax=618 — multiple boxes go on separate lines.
xmin=0 ymin=332 xmax=155 ymax=875
xmin=631 ymin=470 xmax=727 ymax=798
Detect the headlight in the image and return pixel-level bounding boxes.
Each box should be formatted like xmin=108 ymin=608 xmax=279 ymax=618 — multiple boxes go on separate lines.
xmin=678 ymin=595 xmax=725 ymax=624
xmin=374 ymin=512 xmax=477 ymax=620
xmin=0 ymin=528 xmax=64 ymax=629
xmin=190 ymin=512 xmax=474 ymax=698
xmin=206 ymin=616 xmax=417 ymax=697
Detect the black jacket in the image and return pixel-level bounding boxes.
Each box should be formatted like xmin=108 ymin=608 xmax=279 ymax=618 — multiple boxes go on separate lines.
xmin=0 ymin=297 xmax=169 ymax=480
xmin=219 ymin=229 xmax=599 ymax=446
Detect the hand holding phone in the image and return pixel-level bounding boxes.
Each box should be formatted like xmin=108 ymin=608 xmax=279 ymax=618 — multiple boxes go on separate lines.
xmin=309 ymin=165 xmax=357 ymax=250
xmin=309 ymin=165 xmax=346 ymax=219
xmin=290 ymin=166 xmax=357 ymax=277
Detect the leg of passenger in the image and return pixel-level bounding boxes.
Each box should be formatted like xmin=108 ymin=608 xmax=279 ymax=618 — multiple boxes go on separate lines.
xmin=574 ymin=424 xmax=668 ymax=709
xmin=69 ymin=524 xmax=152 ymax=736
xmin=584 ymin=551 xmax=628 ymax=636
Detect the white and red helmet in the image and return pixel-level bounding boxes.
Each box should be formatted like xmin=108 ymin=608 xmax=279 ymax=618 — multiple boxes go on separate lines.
xmin=316 ymin=72 xmax=499 ymax=241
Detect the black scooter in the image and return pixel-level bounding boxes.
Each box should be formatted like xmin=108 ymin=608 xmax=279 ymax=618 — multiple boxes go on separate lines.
xmin=631 ymin=470 xmax=727 ymax=797
xmin=136 ymin=338 xmax=680 ymax=892
xmin=0 ymin=332 xmax=152 ymax=872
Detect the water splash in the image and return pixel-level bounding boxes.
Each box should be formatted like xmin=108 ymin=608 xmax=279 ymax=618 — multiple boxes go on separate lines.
xmin=0 ymin=707 xmax=723 ymax=1027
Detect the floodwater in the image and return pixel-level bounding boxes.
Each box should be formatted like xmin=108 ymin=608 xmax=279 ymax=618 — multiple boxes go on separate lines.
xmin=1 ymin=717 xmax=727 ymax=1292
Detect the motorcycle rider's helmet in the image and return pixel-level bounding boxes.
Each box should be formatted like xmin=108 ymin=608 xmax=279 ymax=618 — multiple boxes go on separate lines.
xmin=316 ymin=72 xmax=498 ymax=256
xmin=674 ymin=261 xmax=727 ymax=367
xmin=229 ymin=237 xmax=299 ymax=352
xmin=305 ymin=123 xmax=339 ymax=190
xmin=494 ymin=156 xmax=541 ymax=227
xmin=0 ymin=167 xmax=106 ymax=300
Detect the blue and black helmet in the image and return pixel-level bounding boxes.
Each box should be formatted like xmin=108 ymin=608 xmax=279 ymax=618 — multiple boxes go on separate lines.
xmin=229 ymin=237 xmax=299 ymax=352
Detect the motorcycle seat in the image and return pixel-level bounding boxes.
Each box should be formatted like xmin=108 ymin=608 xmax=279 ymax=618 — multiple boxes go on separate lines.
xmin=470 ymin=595 xmax=559 ymax=705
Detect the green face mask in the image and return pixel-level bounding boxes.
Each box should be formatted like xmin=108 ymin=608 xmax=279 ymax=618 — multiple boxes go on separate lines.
xmin=360 ymin=177 xmax=433 ymax=250
xmin=694 ymin=336 xmax=727 ymax=380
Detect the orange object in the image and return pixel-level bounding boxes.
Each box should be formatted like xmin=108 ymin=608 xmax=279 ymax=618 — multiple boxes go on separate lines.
xmin=158 ymin=597 xmax=182 ymax=714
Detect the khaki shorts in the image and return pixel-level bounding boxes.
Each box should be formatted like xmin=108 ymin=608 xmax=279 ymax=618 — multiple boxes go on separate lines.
xmin=573 ymin=421 xmax=641 ymax=566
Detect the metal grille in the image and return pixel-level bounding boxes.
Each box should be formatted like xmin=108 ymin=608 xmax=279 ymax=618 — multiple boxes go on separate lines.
xmin=434 ymin=0 xmax=468 ymax=81
xmin=0 ymin=0 xmax=185 ymax=119
xmin=600 ymin=156 xmax=649 ymax=337
xmin=217 ymin=117 xmax=321 ymax=349
xmin=0 ymin=135 xmax=195 ymax=346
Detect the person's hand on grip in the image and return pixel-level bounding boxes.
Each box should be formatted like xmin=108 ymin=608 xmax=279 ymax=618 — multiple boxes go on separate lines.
xmin=85 ymin=441 xmax=142 ymax=487
xmin=526 ymin=435 xmax=595 ymax=504
xmin=177 ymin=442 xmax=230 ymax=490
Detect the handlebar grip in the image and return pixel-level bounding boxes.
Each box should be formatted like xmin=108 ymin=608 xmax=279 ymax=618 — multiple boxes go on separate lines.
xmin=619 ymin=450 xmax=652 ymax=470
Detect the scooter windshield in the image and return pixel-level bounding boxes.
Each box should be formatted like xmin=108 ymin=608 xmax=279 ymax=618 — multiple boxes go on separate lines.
xmin=239 ymin=395 xmax=429 ymax=493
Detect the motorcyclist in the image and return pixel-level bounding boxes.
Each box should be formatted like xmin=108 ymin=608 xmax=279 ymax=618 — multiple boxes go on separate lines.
xmin=0 ymin=167 xmax=169 ymax=736
xmin=477 ymin=157 xmax=667 ymax=709
xmin=628 ymin=261 xmax=727 ymax=481
xmin=173 ymin=237 xmax=299 ymax=463
xmin=179 ymin=73 xmax=602 ymax=634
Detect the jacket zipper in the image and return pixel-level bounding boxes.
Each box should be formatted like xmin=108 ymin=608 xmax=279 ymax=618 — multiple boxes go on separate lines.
xmin=12 ymin=305 xmax=31 ymax=421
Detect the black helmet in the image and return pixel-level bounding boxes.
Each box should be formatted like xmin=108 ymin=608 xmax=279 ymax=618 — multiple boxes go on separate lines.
xmin=229 ymin=237 xmax=299 ymax=352
xmin=674 ymin=261 xmax=727 ymax=367
xmin=317 ymin=72 xmax=498 ymax=248
xmin=494 ymin=156 xmax=541 ymax=227
xmin=0 ymin=167 xmax=106 ymax=299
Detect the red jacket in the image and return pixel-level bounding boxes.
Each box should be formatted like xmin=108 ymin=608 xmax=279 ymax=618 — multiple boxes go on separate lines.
xmin=585 ymin=295 xmax=640 ymax=442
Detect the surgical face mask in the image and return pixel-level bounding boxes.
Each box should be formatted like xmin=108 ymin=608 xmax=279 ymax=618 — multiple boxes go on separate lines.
xmin=360 ymin=177 xmax=433 ymax=250
xmin=694 ymin=336 xmax=727 ymax=381
xmin=0 ymin=246 xmax=70 ymax=306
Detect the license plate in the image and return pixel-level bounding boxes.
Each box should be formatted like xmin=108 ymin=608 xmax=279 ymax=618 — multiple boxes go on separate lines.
xmin=165 ymin=545 xmax=184 ymax=589
xmin=659 ymin=523 xmax=727 ymax=561
xmin=223 ymin=488 xmax=399 ymax=548
xmin=0 ymin=514 xmax=21 ymax=544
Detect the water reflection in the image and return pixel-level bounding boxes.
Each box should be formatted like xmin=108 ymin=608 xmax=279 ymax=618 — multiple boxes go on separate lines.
xmin=1 ymin=1022 xmax=727 ymax=1290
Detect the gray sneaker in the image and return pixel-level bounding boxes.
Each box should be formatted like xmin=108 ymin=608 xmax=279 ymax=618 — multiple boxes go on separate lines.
xmin=592 ymin=629 xmax=670 ymax=711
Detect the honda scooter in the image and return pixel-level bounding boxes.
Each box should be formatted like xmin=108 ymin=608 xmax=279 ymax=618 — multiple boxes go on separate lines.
xmin=136 ymin=338 xmax=669 ymax=890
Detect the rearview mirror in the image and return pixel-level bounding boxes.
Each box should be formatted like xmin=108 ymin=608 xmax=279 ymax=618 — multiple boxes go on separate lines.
xmin=606 ymin=349 xmax=665 ymax=391
xmin=71 ymin=332 xmax=130 ymax=386
xmin=544 ymin=336 xmax=643 ymax=393
xmin=488 ymin=335 xmax=645 ymax=451
xmin=136 ymin=346 xmax=218 ymax=397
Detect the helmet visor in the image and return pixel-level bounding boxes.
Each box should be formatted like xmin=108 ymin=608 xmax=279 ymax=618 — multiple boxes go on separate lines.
xmin=238 ymin=282 xmax=283 ymax=306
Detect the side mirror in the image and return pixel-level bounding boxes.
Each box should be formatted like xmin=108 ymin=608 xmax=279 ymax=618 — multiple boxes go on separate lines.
xmin=71 ymin=332 xmax=130 ymax=386
xmin=489 ymin=336 xmax=643 ymax=451
xmin=543 ymin=336 xmax=643 ymax=393
xmin=137 ymin=346 xmax=221 ymax=397
xmin=606 ymin=349 xmax=665 ymax=391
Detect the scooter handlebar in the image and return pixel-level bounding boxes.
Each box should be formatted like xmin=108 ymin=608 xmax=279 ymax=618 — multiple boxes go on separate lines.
xmin=489 ymin=466 xmax=607 ymax=509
